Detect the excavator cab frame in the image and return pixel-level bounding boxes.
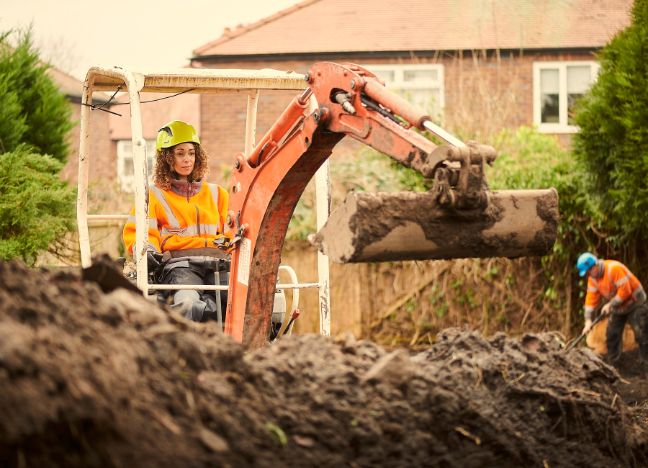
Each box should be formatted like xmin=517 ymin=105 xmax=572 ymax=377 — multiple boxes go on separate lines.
xmin=76 ymin=67 xmax=330 ymax=337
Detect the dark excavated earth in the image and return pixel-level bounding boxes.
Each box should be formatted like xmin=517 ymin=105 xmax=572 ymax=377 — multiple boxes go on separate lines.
xmin=0 ymin=259 xmax=647 ymax=467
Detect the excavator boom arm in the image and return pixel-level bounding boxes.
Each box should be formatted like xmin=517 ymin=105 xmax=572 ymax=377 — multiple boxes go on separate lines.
xmin=224 ymin=62 xmax=557 ymax=347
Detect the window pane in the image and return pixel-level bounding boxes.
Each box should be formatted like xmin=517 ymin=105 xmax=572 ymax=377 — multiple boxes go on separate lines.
xmin=540 ymin=69 xmax=559 ymax=123
xmin=124 ymin=153 xmax=153 ymax=175
xmin=540 ymin=69 xmax=559 ymax=94
xmin=372 ymin=69 xmax=395 ymax=83
xmin=117 ymin=139 xmax=157 ymax=192
xmin=567 ymin=66 xmax=593 ymax=125
xmin=567 ymin=93 xmax=583 ymax=125
xmin=146 ymin=141 xmax=156 ymax=174
xmin=124 ymin=156 xmax=134 ymax=177
xmin=146 ymin=140 xmax=156 ymax=156
xmin=567 ymin=66 xmax=591 ymax=93
xmin=541 ymin=94 xmax=559 ymax=123
xmin=403 ymin=69 xmax=438 ymax=83
xmin=399 ymin=88 xmax=441 ymax=116
xmin=567 ymin=67 xmax=589 ymax=125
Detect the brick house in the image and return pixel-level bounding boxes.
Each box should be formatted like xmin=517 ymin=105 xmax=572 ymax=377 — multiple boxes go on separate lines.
xmin=59 ymin=0 xmax=634 ymax=193
xmin=189 ymin=0 xmax=633 ymax=171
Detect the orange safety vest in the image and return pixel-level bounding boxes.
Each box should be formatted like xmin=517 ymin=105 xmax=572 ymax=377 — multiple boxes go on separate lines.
xmin=584 ymin=259 xmax=644 ymax=318
xmin=123 ymin=182 xmax=230 ymax=255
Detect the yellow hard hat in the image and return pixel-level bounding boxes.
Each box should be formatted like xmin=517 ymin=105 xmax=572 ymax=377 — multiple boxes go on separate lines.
xmin=156 ymin=120 xmax=200 ymax=151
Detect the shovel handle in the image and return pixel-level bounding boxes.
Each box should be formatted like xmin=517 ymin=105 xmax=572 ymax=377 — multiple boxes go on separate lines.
xmin=564 ymin=311 xmax=607 ymax=352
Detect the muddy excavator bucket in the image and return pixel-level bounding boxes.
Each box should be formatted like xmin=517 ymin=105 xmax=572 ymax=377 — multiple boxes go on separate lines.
xmin=313 ymin=188 xmax=558 ymax=263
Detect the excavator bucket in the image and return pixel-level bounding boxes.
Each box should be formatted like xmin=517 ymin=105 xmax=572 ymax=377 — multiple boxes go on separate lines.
xmin=313 ymin=188 xmax=558 ymax=263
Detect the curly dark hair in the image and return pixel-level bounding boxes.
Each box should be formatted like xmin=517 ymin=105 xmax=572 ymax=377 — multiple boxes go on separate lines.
xmin=153 ymin=143 xmax=209 ymax=190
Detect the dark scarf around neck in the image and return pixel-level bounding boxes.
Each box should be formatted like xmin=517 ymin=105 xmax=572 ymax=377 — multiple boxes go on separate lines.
xmin=170 ymin=178 xmax=202 ymax=198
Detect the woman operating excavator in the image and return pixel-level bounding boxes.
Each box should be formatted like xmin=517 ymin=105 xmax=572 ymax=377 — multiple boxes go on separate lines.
xmin=123 ymin=120 xmax=231 ymax=323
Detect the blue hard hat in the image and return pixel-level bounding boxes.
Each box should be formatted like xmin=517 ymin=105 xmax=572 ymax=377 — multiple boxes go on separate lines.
xmin=576 ymin=252 xmax=597 ymax=277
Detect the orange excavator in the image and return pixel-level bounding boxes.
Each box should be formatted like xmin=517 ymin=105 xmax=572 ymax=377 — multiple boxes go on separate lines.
xmin=77 ymin=62 xmax=558 ymax=348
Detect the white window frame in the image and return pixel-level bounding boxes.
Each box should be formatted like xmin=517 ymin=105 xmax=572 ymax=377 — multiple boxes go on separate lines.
xmin=533 ymin=61 xmax=600 ymax=134
xmin=117 ymin=139 xmax=156 ymax=192
xmin=366 ymin=63 xmax=445 ymax=120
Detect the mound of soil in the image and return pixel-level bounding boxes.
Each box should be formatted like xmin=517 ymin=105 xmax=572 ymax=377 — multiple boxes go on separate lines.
xmin=0 ymin=259 xmax=646 ymax=467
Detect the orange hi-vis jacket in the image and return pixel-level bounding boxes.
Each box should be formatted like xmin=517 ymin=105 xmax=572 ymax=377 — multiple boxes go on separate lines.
xmin=584 ymin=259 xmax=645 ymax=320
xmin=123 ymin=181 xmax=230 ymax=255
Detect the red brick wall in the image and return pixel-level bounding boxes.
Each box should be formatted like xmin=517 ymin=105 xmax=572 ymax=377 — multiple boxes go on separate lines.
xmin=200 ymin=88 xmax=296 ymax=169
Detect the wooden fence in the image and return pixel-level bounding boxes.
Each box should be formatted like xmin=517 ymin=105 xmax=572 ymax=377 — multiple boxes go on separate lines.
xmin=281 ymin=241 xmax=566 ymax=346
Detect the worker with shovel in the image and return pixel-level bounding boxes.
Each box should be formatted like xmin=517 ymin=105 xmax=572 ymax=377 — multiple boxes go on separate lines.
xmin=577 ymin=252 xmax=648 ymax=362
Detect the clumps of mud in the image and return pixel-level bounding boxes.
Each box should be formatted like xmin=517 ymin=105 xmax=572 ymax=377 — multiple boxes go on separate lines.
xmin=0 ymin=260 xmax=646 ymax=467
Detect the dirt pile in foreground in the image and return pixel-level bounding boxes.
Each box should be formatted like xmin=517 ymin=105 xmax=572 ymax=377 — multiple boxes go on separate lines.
xmin=0 ymin=260 xmax=646 ymax=467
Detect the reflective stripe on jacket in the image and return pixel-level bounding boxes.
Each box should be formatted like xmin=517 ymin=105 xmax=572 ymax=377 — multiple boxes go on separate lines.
xmin=584 ymin=260 xmax=645 ymax=320
xmin=122 ymin=181 xmax=229 ymax=255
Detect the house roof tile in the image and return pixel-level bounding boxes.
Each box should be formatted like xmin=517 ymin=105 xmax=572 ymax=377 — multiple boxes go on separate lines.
xmin=194 ymin=0 xmax=633 ymax=57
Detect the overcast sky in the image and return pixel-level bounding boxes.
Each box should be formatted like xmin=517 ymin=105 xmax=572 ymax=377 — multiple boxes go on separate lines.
xmin=0 ymin=0 xmax=300 ymax=79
